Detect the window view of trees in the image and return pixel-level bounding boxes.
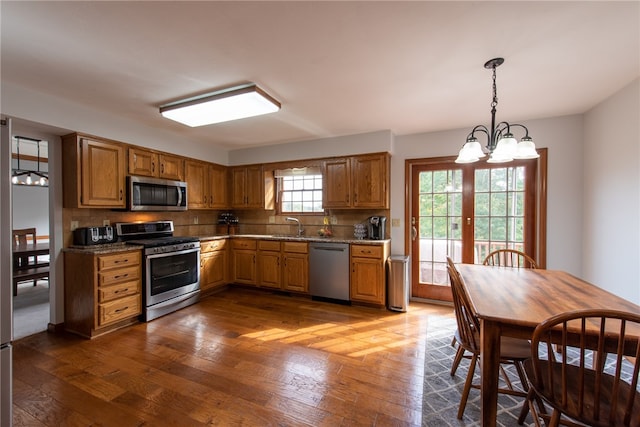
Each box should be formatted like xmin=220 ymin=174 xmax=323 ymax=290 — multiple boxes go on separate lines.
xmin=417 ymin=165 xmax=527 ymax=285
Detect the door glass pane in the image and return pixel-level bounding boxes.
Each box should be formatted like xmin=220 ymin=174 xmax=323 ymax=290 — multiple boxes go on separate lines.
xmin=474 ymin=166 xmax=526 ymax=262
xmin=418 ymin=169 xmax=462 ymax=285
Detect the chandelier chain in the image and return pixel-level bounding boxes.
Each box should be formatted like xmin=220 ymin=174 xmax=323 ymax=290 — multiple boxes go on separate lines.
xmin=491 ymin=66 xmax=498 ymax=109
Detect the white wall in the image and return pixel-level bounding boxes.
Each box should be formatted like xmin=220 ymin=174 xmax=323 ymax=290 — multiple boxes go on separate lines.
xmin=583 ymin=79 xmax=640 ymax=304
xmin=228 ymin=130 xmax=393 ymax=165
xmin=11 ymin=186 xmax=48 ymax=237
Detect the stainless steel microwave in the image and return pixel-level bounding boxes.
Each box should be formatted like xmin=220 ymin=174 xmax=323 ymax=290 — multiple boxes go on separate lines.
xmin=128 ymin=176 xmax=187 ymax=211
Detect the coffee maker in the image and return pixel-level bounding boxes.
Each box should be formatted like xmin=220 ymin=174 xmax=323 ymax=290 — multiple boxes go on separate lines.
xmin=367 ymin=216 xmax=387 ymax=240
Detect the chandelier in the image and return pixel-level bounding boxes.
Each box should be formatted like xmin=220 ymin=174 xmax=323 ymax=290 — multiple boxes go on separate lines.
xmin=455 ymin=57 xmax=539 ymax=164
xmin=11 ymin=136 xmax=48 ymax=186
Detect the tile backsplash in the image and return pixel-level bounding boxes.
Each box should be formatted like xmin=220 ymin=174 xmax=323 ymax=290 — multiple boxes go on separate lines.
xmin=63 ymin=208 xmax=390 ymax=247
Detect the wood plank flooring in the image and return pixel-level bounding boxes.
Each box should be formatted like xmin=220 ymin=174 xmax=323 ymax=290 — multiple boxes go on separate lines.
xmin=12 ymin=287 xmax=454 ymax=426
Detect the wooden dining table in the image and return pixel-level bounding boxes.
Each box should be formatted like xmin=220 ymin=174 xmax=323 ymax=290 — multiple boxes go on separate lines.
xmin=12 ymin=241 xmax=50 ymax=296
xmin=455 ymin=263 xmax=640 ymax=427
xmin=12 ymin=241 xmax=50 ymax=262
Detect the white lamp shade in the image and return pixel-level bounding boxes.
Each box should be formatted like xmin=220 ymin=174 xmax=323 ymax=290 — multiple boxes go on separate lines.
xmin=513 ymin=138 xmax=540 ymax=159
xmin=160 ymin=84 xmax=280 ymax=127
xmin=455 ymin=142 xmax=481 ymax=163
xmin=488 ymin=135 xmax=517 ymax=163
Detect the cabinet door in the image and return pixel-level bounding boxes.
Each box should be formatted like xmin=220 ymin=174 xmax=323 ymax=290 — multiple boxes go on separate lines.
xmin=282 ymin=252 xmax=309 ymax=293
xmin=258 ymin=250 xmax=281 ymax=289
xmin=350 ymin=257 xmax=385 ymax=304
xmin=352 ymin=154 xmax=389 ymax=208
xmin=185 ymin=160 xmax=209 ymax=209
xmin=128 ymin=148 xmax=157 ymax=177
xmin=245 ymin=166 xmax=265 ymax=208
xmin=230 ymin=167 xmax=247 ymax=208
xmin=209 ymin=164 xmax=229 ymax=209
xmin=232 ymin=250 xmax=256 ymax=285
xmin=200 ymin=250 xmax=227 ymax=293
xmin=323 ymin=158 xmax=351 ymax=208
xmin=81 ymin=138 xmax=126 ymax=207
xmin=159 ymin=154 xmax=184 ymax=180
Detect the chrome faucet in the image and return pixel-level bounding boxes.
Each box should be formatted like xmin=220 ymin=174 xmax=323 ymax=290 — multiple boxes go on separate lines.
xmin=286 ymin=217 xmax=305 ymax=237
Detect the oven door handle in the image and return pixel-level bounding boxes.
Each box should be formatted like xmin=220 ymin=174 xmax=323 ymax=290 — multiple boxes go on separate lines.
xmin=145 ymin=247 xmax=200 ymax=258
xmin=153 ymin=269 xmax=190 ymax=281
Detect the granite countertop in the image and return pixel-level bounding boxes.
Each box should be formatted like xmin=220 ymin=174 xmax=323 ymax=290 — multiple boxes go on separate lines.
xmin=64 ymin=235 xmax=390 ymax=253
xmin=199 ymin=234 xmax=390 ymax=245
xmin=63 ymin=242 xmax=144 ymax=254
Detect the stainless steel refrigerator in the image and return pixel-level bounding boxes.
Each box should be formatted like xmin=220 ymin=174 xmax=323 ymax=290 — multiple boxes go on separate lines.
xmin=1 ymin=117 xmax=13 ymax=426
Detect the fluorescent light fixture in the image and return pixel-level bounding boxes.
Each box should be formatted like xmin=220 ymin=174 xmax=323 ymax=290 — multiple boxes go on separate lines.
xmin=160 ymin=83 xmax=281 ymax=127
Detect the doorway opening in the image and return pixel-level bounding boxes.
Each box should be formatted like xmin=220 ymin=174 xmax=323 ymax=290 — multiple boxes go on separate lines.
xmin=11 ymin=136 xmax=50 ymax=339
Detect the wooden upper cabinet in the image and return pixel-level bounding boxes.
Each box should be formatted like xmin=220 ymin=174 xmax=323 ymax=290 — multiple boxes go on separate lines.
xmin=158 ymin=154 xmax=184 ymax=180
xmin=209 ymin=164 xmax=229 ymax=209
xmin=323 ymin=153 xmax=389 ymax=209
xmin=231 ymin=165 xmax=274 ymax=209
xmin=128 ymin=148 xmax=184 ymax=180
xmin=351 ymin=153 xmax=389 ymax=208
xmin=62 ymin=134 xmax=126 ymax=208
xmin=184 ymin=160 xmax=209 ymax=209
xmin=185 ymin=160 xmax=229 ymax=210
xmin=323 ymin=158 xmax=351 ymax=208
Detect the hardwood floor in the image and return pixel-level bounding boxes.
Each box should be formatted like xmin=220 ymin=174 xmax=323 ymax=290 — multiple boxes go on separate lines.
xmin=12 ymin=287 xmax=454 ymax=426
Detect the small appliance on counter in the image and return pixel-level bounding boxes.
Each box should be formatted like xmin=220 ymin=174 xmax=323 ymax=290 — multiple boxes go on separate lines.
xmin=73 ymin=226 xmax=117 ymax=246
xmin=367 ymin=216 xmax=387 ymax=240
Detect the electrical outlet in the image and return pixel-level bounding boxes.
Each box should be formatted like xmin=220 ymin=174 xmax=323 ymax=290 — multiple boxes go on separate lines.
xmin=330 ymin=216 xmax=338 ymax=225
xmin=391 ymin=218 xmax=400 ymax=227
xmin=70 ymin=221 xmax=79 ymax=231
xmin=103 ymin=219 xmax=110 ymax=226
xmin=193 ymin=216 xmax=199 ymax=225
xmin=268 ymin=215 xmax=276 ymax=224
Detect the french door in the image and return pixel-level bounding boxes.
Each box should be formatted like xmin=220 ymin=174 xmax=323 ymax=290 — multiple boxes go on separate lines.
xmin=408 ymin=153 xmax=546 ymax=302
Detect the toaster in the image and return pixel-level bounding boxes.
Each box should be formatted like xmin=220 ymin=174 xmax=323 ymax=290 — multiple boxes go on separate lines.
xmin=73 ymin=226 xmax=117 ymax=246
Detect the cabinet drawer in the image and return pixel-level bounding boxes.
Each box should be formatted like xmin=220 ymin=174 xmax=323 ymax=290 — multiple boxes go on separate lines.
xmin=98 ymin=280 xmax=140 ymax=303
xmin=99 ymin=294 xmax=141 ymax=326
xmin=98 ymin=265 xmax=140 ymax=287
xmin=258 ymin=240 xmax=281 ymax=251
xmin=283 ymin=241 xmax=308 ymax=254
xmin=201 ymin=239 xmax=226 ymax=253
xmin=351 ymin=245 xmax=383 ymax=259
xmin=98 ymin=251 xmax=141 ymax=270
xmin=232 ymin=239 xmax=257 ymax=250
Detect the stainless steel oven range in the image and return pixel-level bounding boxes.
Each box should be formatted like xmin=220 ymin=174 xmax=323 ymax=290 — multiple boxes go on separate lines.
xmin=116 ymin=221 xmax=200 ymax=321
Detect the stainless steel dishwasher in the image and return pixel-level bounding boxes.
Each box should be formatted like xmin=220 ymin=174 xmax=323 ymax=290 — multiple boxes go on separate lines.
xmin=309 ymin=242 xmax=350 ymax=303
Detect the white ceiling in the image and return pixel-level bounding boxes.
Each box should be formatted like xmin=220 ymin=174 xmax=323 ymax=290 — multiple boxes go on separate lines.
xmin=2 ymin=1 xmax=639 ymax=151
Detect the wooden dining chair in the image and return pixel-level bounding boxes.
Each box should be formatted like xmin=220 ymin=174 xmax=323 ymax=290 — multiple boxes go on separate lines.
xmin=483 ymin=248 xmax=538 ymax=269
xmin=450 ymin=248 xmax=539 ymax=377
xmin=521 ymin=309 xmax=640 ymax=427
xmin=12 ymin=228 xmax=37 ymax=269
xmin=447 ymin=257 xmax=531 ymax=419
xmin=12 ymin=227 xmax=48 ymax=295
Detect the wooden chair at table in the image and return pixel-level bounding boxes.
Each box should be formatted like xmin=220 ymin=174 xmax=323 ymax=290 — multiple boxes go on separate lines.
xmin=520 ymin=309 xmax=640 ymax=427
xmin=482 ymin=248 xmax=538 ymax=269
xmin=12 ymin=227 xmax=49 ymax=296
xmin=13 ymin=228 xmax=36 ymax=268
xmin=446 ymin=257 xmax=531 ymax=420
xmin=450 ymin=248 xmax=538 ymax=377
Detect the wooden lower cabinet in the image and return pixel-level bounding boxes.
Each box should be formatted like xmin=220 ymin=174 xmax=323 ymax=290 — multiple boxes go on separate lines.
xmin=350 ymin=243 xmax=390 ymax=306
xmin=64 ymin=249 xmax=142 ymax=338
xmin=258 ymin=240 xmax=282 ymax=289
xmin=200 ymin=239 xmax=228 ymax=295
xmin=231 ymin=239 xmax=257 ymax=285
xmin=282 ymin=242 xmax=309 ymax=293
